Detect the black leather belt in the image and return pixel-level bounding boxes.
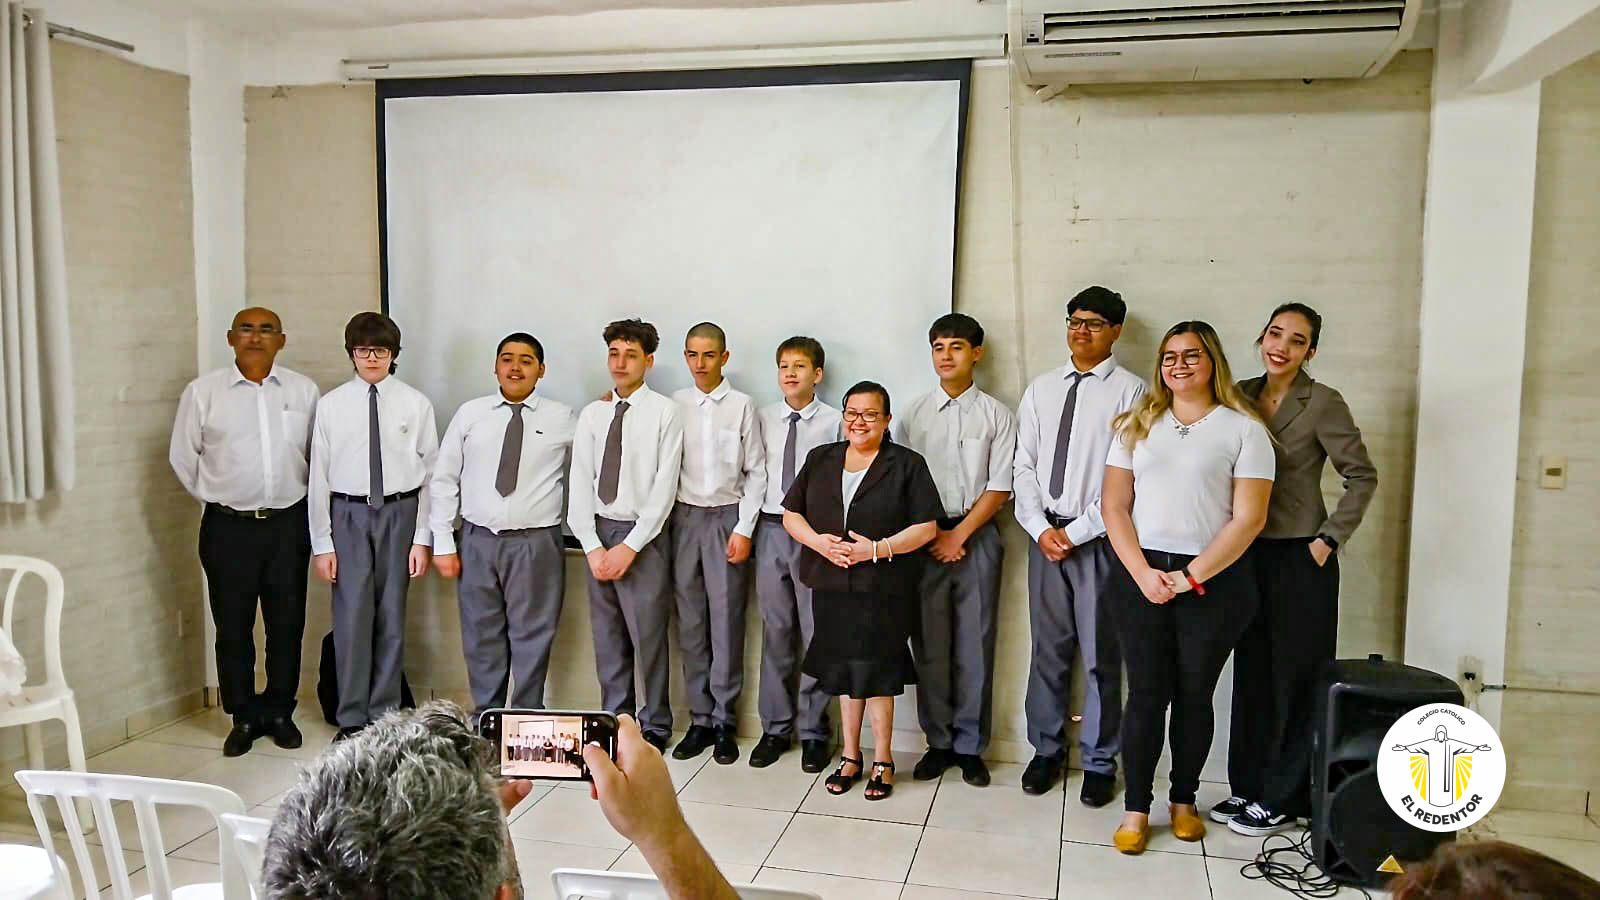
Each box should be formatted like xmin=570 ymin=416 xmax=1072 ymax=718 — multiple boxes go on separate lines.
xmin=330 ymin=487 xmax=421 ymax=505
xmin=207 ymin=502 xmax=297 ymax=520
xmin=1045 ymin=512 xmax=1076 ymax=528
xmin=760 ymin=511 xmax=785 ymax=524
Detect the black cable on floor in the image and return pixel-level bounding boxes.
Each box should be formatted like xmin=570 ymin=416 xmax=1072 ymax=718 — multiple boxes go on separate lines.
xmin=1238 ymin=829 xmax=1373 ymax=899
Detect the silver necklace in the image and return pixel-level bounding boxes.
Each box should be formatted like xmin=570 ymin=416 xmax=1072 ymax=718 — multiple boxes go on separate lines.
xmin=1170 ymin=407 xmax=1216 ymax=439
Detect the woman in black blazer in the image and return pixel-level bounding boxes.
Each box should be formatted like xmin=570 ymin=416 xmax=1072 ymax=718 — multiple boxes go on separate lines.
xmin=783 ymin=381 xmax=942 ymax=801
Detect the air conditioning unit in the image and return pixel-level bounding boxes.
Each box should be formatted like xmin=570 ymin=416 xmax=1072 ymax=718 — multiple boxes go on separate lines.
xmin=1010 ymin=0 xmax=1423 ymax=86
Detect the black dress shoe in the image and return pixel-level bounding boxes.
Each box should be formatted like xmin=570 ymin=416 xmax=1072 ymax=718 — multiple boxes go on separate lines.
xmin=672 ymin=725 xmax=715 ymax=760
xmin=642 ymin=730 xmax=670 ymax=754
xmin=956 ymin=753 xmax=991 ymax=787
xmin=264 ymin=716 xmax=302 ymax=750
xmin=913 ymin=747 xmax=955 ymax=781
xmin=223 ymin=719 xmax=262 ymax=758
xmin=749 ymin=733 xmax=791 ymax=768
xmin=1079 ymin=770 xmax=1117 ymax=808
xmin=800 ymin=739 xmax=831 ymax=773
xmin=1021 ymin=754 xmax=1062 ymax=795
xmin=712 ymin=727 xmax=740 ymax=765
xmin=332 ymin=725 xmax=364 ymax=744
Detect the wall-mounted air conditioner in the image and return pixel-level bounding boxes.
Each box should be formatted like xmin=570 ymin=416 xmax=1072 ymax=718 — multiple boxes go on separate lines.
xmin=1010 ymin=0 xmax=1423 ymax=86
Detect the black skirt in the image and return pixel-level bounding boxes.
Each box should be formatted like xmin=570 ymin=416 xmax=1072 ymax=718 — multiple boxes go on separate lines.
xmin=802 ymin=589 xmax=918 ymax=699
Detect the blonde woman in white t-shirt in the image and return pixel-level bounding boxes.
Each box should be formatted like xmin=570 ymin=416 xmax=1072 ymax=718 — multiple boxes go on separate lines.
xmin=1101 ymin=321 xmax=1275 ymax=855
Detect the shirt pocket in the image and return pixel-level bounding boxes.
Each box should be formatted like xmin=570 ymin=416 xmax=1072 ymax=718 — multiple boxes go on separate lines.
xmin=958 ymin=436 xmax=990 ymax=488
xmin=716 ymin=428 xmax=742 ymax=466
xmin=281 ymin=410 xmax=311 ymax=450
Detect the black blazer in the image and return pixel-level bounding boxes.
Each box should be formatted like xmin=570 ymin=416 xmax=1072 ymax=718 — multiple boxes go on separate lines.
xmin=782 ymin=440 xmax=943 ymax=595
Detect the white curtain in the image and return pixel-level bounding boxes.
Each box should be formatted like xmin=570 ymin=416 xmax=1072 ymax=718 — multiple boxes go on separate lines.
xmin=0 ymin=4 xmax=72 ymax=503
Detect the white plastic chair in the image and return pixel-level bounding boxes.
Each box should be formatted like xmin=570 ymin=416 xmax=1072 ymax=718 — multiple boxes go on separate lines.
xmin=217 ymin=814 xmax=270 ymax=900
xmin=0 ymin=557 xmax=91 ymax=829
xmin=0 ymin=843 xmax=70 ymax=899
xmin=551 ymin=868 xmax=822 ymax=900
xmin=13 ymin=770 xmax=250 ymax=900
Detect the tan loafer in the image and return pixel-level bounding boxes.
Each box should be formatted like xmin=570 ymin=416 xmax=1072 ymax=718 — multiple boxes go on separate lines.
xmin=1170 ymin=803 xmax=1206 ymax=842
xmin=1113 ymin=822 xmax=1150 ymax=854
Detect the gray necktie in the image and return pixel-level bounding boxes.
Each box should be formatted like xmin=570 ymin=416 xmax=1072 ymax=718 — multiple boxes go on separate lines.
xmin=1047 ymin=372 xmax=1087 ymax=500
xmin=782 ymin=411 xmax=801 ymax=493
xmin=495 ymin=403 xmax=525 ymax=497
xmin=368 ymin=383 xmax=385 ymax=508
xmin=597 ymin=400 xmax=629 ymax=505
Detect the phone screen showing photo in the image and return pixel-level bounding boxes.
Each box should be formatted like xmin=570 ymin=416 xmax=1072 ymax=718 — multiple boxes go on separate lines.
xmin=483 ymin=711 xmax=616 ymax=781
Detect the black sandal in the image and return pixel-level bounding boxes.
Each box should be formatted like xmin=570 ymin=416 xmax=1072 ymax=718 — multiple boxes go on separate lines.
xmin=865 ymin=761 xmax=895 ymax=801
xmin=826 ymin=756 xmax=863 ymax=795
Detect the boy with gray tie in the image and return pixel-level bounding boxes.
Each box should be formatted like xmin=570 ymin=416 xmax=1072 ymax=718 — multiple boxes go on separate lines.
xmin=896 ymin=314 xmax=1018 ymax=788
xmin=669 ymin=322 xmax=766 ymax=765
xmin=568 ymin=318 xmax=684 ymax=753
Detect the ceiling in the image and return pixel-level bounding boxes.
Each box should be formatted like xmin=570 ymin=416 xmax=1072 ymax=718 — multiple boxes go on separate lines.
xmin=117 ymin=0 xmax=881 ymax=33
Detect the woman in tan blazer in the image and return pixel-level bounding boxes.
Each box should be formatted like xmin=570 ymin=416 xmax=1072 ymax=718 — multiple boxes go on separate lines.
xmin=1215 ymin=302 xmax=1378 ymax=837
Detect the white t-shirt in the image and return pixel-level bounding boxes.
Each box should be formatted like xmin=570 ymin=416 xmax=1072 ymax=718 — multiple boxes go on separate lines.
xmin=1105 ymin=405 xmax=1275 ymax=555
xmin=841 ymin=465 xmax=869 ymax=528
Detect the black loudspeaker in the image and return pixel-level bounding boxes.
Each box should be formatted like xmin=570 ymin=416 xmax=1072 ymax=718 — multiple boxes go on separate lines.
xmin=1311 ymin=654 xmax=1463 ymax=887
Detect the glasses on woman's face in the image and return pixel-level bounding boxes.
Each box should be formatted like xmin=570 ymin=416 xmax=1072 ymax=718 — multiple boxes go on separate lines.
xmin=1160 ymin=349 xmax=1206 ymax=369
xmin=842 ymin=409 xmax=883 ymax=424
xmin=353 ymin=347 xmax=393 ymax=360
xmin=1067 ymin=316 xmax=1109 ymax=333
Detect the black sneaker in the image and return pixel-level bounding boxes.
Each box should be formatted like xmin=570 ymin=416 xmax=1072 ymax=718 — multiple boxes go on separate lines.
xmin=642 ymin=730 xmax=670 ymax=754
xmin=1210 ymin=795 xmax=1251 ymax=824
xmin=264 ymin=716 xmax=302 ymax=750
xmin=672 ymin=725 xmax=715 ymax=760
xmin=800 ymin=739 xmax=831 ymax=773
xmin=712 ymin=727 xmax=740 ymax=765
xmin=1079 ymin=770 xmax=1116 ymax=808
xmin=1020 ymin=754 xmax=1062 ymax=795
xmin=913 ymin=747 xmax=955 ymax=781
xmin=223 ymin=719 xmax=262 ymax=758
xmin=749 ymin=733 xmax=791 ymax=768
xmin=1229 ymin=803 xmax=1297 ymax=837
xmin=956 ymin=753 xmax=991 ymax=787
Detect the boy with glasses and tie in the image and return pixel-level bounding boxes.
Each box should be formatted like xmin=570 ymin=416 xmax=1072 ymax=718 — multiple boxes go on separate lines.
xmin=429 ymin=333 xmax=577 ymax=718
xmin=309 ymin=312 xmax=439 ymax=742
xmin=1012 ymin=286 xmax=1146 ymax=803
xmin=568 ymin=318 xmax=684 ymax=753
xmin=748 ymin=336 xmax=841 ymax=772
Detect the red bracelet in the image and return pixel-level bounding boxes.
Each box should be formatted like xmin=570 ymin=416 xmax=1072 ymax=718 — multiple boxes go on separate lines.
xmin=1182 ymin=567 xmax=1206 ymax=596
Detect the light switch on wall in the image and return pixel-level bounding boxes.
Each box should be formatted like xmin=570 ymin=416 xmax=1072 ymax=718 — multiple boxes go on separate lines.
xmin=1539 ymin=454 xmax=1567 ymax=490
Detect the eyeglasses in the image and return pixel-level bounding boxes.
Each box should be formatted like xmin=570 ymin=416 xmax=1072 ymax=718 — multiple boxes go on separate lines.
xmin=352 ymin=347 xmax=393 ymax=360
xmin=1160 ymin=349 xmax=1206 ymax=368
xmin=233 ymin=324 xmax=279 ymax=336
xmin=1067 ymin=317 xmax=1110 ymax=333
xmin=842 ymin=410 xmax=884 ymax=424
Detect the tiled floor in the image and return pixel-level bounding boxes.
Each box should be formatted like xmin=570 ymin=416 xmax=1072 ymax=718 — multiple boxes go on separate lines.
xmin=4 ymin=708 xmax=1599 ymax=899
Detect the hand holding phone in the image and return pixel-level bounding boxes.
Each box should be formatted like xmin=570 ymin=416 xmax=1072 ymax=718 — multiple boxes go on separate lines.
xmin=478 ymin=709 xmax=618 ymax=782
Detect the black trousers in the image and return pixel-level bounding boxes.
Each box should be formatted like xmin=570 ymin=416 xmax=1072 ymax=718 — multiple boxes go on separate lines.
xmin=198 ymin=500 xmax=312 ymax=723
xmin=1110 ymin=548 xmax=1258 ymax=814
xmin=1227 ymin=537 xmax=1340 ymax=817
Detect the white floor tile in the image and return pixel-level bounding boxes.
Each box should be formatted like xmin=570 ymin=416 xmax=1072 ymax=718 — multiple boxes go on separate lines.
xmin=797 ymin=760 xmax=937 ymax=826
xmin=1482 ymin=809 xmax=1600 ymax=843
xmin=1060 ymin=779 xmax=1203 ymax=857
xmin=1497 ymin=831 xmax=1600 ymax=880
xmin=908 ymin=827 xmax=1060 ymax=898
xmin=125 ymin=856 xmax=221 ymax=896
xmin=1204 ymin=853 xmax=1378 ymax=898
xmin=678 ymin=741 xmax=821 ymax=812
xmin=1201 ymin=821 xmax=1304 ymax=863
xmin=926 ymin=763 xmax=1065 ymax=838
xmin=507 ymin=786 xmax=630 ymax=849
xmin=87 ymin=802 xmax=219 ymax=859
xmin=900 ymin=887 xmax=1039 ymax=900
xmin=509 ymin=838 xmax=624 ymax=900
xmin=763 ymin=813 xmax=922 ymax=882
xmin=176 ymin=754 xmax=305 ymax=808
xmin=607 ymin=845 xmax=759 ymax=884
xmin=86 ymin=740 xmax=221 ymax=781
xmin=1056 ymin=840 xmax=1208 ymax=897
xmin=678 ymin=801 xmax=794 ymax=866
xmin=752 ymin=867 xmax=904 ymax=900
xmin=168 ymin=828 xmax=222 ymax=864
xmin=142 ymin=709 xmax=235 ymax=751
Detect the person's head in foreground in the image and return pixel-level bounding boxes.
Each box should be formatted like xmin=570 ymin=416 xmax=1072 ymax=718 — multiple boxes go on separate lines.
xmin=262 ymin=701 xmax=521 ymax=900
xmin=1390 ymin=839 xmax=1600 ymax=899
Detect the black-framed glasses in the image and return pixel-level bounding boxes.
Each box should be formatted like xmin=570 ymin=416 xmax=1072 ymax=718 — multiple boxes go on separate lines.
xmin=353 ymin=347 xmax=393 ymax=360
xmin=1160 ymin=349 xmax=1206 ymax=368
xmin=842 ymin=410 xmax=883 ymax=424
xmin=1067 ymin=316 xmax=1110 ymax=333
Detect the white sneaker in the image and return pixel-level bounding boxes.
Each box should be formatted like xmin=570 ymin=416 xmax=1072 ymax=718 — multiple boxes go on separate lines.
xmin=1228 ymin=802 xmax=1297 ymax=837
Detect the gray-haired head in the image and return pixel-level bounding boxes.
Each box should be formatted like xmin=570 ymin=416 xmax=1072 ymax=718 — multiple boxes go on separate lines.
xmin=261 ymin=701 xmax=518 ymax=900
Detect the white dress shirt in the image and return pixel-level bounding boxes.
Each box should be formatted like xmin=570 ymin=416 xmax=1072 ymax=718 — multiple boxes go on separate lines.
xmin=1013 ymin=355 xmax=1147 ymax=546
xmin=567 ymin=382 xmax=684 ymax=554
xmin=428 ymin=391 xmax=579 ymax=555
xmin=169 ymin=364 xmax=321 ymax=510
xmin=672 ymin=380 xmax=766 ymax=537
xmin=309 ymin=375 xmax=439 ymax=555
xmin=759 ymin=397 xmax=842 ymax=514
xmin=894 ymin=383 xmax=1018 ymax=519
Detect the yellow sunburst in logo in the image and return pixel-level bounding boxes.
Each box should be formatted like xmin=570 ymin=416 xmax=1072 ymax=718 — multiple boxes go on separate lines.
xmin=1409 ymin=754 xmax=1428 ymax=797
xmin=1455 ymin=754 xmax=1474 ymax=799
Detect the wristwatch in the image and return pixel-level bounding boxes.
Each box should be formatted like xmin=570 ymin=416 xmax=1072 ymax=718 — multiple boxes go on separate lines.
xmin=1316 ymin=533 xmax=1340 ymax=551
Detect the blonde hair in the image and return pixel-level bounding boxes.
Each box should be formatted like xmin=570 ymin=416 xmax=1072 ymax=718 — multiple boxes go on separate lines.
xmin=1113 ymin=320 xmax=1263 ymax=448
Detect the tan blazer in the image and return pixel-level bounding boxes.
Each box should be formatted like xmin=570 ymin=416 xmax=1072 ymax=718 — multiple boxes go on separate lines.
xmin=1237 ymin=370 xmax=1377 ymax=544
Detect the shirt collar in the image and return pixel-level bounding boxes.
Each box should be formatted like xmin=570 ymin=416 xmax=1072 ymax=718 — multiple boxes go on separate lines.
xmin=231 ymin=363 xmax=281 ymax=386
xmin=1067 ymin=355 xmax=1119 ymax=381
xmin=352 ymin=374 xmax=390 ymax=395
xmin=937 ymin=382 xmax=979 ymax=411
xmin=697 ymin=379 xmax=731 ymax=405
xmin=613 ymin=382 xmax=653 ymax=406
xmin=499 ymin=390 xmax=539 ymax=411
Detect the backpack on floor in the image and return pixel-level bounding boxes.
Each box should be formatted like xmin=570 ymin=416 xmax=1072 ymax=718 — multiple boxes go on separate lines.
xmin=317 ymin=630 xmax=417 ymax=726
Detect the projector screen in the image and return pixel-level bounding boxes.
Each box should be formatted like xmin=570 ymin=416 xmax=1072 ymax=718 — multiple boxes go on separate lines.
xmin=378 ymin=63 xmax=968 ymax=423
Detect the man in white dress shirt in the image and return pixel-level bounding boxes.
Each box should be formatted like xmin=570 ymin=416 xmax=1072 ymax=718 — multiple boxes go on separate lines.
xmin=896 ymin=314 xmax=1018 ymax=789
xmin=309 ymin=312 xmax=439 ymax=741
xmin=430 ymin=332 xmax=577 ymax=716
xmin=668 ymin=323 xmax=766 ymax=766
xmin=568 ymin=318 xmax=684 ymax=753
xmin=170 ymin=307 xmax=320 ymax=757
xmin=1013 ymin=286 xmax=1146 ymax=804
xmin=749 ymin=337 xmax=841 ymax=773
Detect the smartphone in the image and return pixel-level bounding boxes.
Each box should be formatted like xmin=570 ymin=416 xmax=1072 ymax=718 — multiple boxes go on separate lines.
xmin=478 ymin=709 xmax=617 ymax=782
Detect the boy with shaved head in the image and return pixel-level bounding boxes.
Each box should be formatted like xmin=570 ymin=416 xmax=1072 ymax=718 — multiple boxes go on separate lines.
xmin=170 ymin=307 xmax=321 ymax=757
